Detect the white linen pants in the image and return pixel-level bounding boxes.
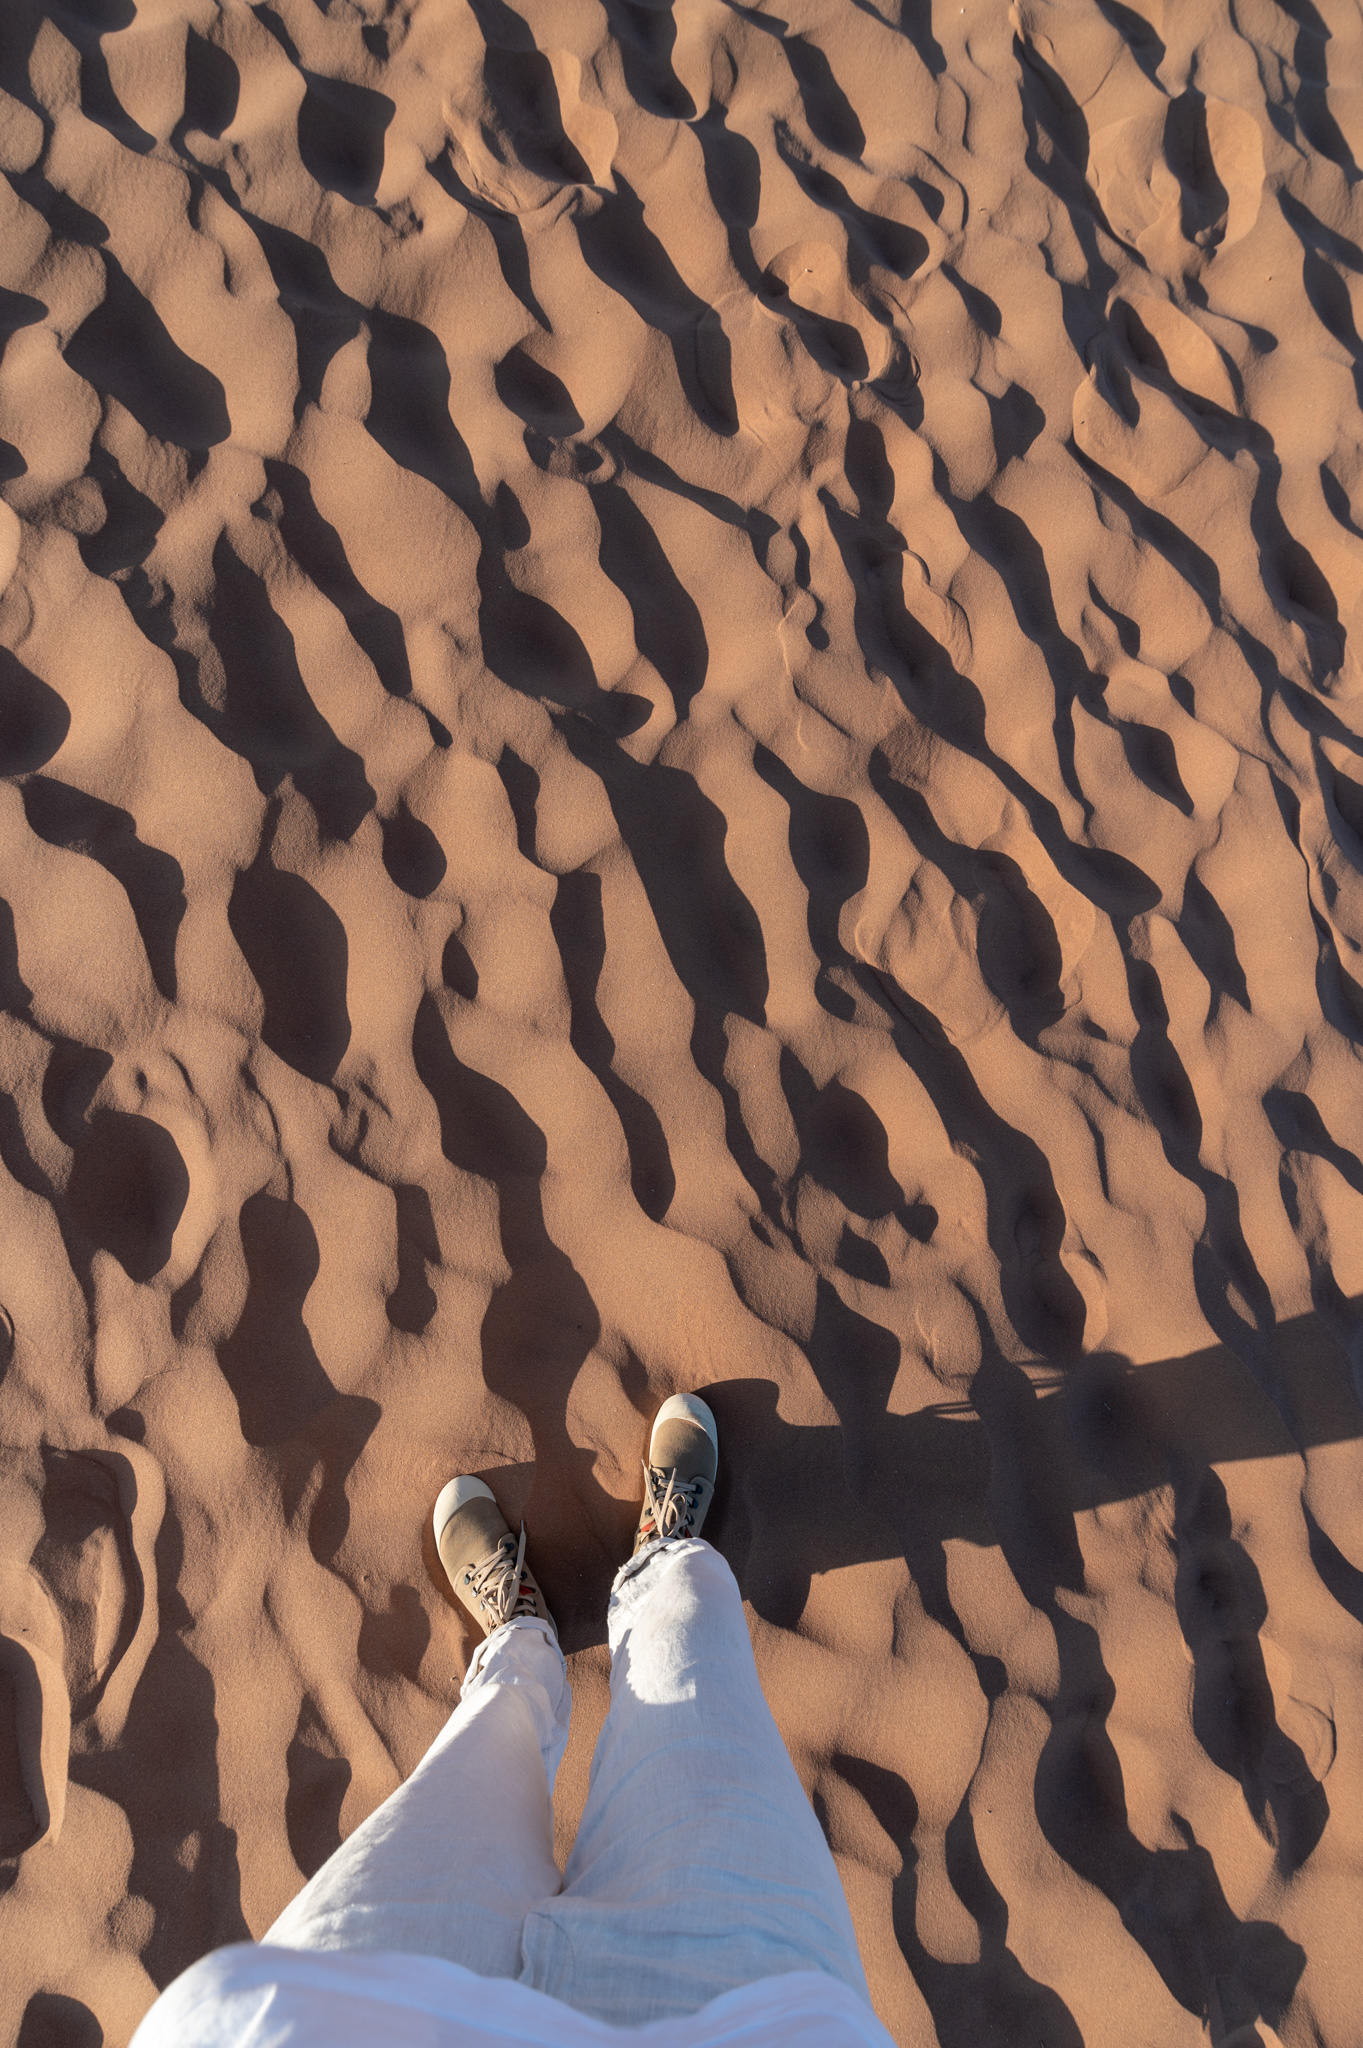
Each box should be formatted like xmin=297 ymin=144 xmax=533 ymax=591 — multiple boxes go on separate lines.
xmin=263 ymin=1538 xmax=871 ymax=2027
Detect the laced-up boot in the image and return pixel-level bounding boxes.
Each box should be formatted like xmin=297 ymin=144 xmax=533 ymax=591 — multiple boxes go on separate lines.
xmin=432 ymin=1477 xmax=556 ymax=1638
xmin=633 ymin=1392 xmax=719 ymax=1553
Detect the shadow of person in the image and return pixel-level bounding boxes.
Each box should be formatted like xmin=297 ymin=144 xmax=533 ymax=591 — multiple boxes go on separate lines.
xmin=695 ymin=1284 xmax=1352 ymax=2044
xmin=704 ymin=1302 xmax=1363 ymax=1620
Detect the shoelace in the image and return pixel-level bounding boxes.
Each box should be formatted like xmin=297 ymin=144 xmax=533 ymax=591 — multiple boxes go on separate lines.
xmin=640 ymin=1462 xmax=705 ymax=1541
xmin=466 ymin=1525 xmax=539 ymax=1626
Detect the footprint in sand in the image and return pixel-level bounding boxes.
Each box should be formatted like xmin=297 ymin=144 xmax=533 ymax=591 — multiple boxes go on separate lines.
xmin=0 ymin=1417 xmax=163 ymax=1863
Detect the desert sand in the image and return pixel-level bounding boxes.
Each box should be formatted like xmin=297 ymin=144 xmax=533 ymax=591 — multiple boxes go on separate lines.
xmin=1 ymin=0 xmax=1362 ymax=2040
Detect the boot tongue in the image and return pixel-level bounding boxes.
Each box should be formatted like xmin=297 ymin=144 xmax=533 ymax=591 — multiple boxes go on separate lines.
xmin=500 ymin=1524 xmax=528 ymax=1620
xmin=473 ymin=1526 xmax=533 ymax=1624
xmin=660 ymin=1478 xmax=696 ymax=1536
xmin=643 ymin=1463 xmax=701 ymax=1538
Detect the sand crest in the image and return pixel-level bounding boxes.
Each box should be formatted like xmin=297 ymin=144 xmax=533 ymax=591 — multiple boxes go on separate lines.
xmin=2 ymin=0 xmax=1362 ymax=2042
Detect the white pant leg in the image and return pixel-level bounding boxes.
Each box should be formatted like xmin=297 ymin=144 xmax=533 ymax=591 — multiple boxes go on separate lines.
xmin=264 ymin=1618 xmax=568 ymax=1977
xmin=518 ymin=1541 xmax=871 ymax=2025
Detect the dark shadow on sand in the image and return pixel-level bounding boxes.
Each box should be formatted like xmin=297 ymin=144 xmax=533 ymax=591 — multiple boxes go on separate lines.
xmin=703 ymin=1295 xmax=1358 ymax=2040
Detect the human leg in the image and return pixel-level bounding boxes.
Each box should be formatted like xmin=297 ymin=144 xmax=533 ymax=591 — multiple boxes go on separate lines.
xmin=263 ymin=1617 xmax=567 ymax=1973
xmin=518 ymin=1410 xmax=869 ymax=2024
xmin=264 ymin=1480 xmax=569 ymax=1976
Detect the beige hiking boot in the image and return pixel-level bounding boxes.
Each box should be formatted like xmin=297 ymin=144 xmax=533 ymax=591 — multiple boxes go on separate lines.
xmin=432 ymin=1476 xmax=556 ymax=1638
xmin=633 ymin=1392 xmax=719 ymax=1553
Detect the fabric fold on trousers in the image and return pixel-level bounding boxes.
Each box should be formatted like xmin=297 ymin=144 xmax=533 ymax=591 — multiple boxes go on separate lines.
xmin=260 ymin=1540 xmax=873 ymax=2028
xmin=262 ymin=1618 xmax=568 ymax=1978
xmin=516 ymin=1539 xmax=871 ymax=2025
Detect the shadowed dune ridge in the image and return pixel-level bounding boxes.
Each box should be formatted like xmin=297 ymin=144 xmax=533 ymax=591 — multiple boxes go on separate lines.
xmin=1 ymin=0 xmax=1363 ymax=2041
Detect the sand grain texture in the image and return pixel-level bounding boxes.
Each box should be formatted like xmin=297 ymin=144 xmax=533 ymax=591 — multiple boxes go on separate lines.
xmin=1 ymin=0 xmax=1363 ymax=2042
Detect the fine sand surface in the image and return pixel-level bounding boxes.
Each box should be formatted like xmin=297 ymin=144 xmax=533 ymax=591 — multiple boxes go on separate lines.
xmin=2 ymin=0 xmax=1363 ymax=2041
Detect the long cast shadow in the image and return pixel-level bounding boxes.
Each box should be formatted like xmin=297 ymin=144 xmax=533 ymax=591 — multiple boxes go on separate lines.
xmin=264 ymin=460 xmax=413 ymax=701
xmin=555 ymin=713 xmax=778 ymax=1224
xmin=550 ymin=868 xmax=676 ymax=1223
xmin=64 ymin=1492 xmax=252 ymax=1990
xmin=215 ymin=1187 xmax=380 ymax=1569
xmin=227 ymin=831 xmax=351 ymax=1086
xmin=21 ymin=777 xmax=185 ymax=1002
xmin=821 ymin=1753 xmax=1085 ymax=2048
xmin=573 ymin=172 xmax=737 ymax=433
xmin=598 ymin=0 xmax=694 ymax=123
xmin=592 ymin=481 xmax=708 ymax=722
xmin=64 ymin=254 xmax=229 ymax=451
xmin=707 ymin=1291 xmax=1350 ymax=2037
xmin=707 ymin=1308 xmax=1363 ymax=1607
xmin=202 ymin=534 xmax=374 ymax=840
xmin=411 ymin=994 xmax=624 ymax=1646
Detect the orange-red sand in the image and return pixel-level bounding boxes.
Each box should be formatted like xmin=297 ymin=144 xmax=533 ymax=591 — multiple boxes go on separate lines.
xmin=2 ymin=1 xmax=1363 ymax=2042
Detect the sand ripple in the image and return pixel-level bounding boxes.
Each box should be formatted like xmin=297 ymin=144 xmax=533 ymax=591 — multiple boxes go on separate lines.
xmin=2 ymin=0 xmax=1363 ymax=2041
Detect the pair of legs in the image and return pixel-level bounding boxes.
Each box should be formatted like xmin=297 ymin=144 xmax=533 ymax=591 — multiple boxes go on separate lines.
xmin=261 ymin=1463 xmax=871 ymax=2027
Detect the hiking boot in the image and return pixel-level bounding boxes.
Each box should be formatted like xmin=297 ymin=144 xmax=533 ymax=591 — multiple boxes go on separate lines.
xmin=432 ymin=1476 xmax=556 ymax=1638
xmin=634 ymin=1392 xmax=719 ymax=1553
